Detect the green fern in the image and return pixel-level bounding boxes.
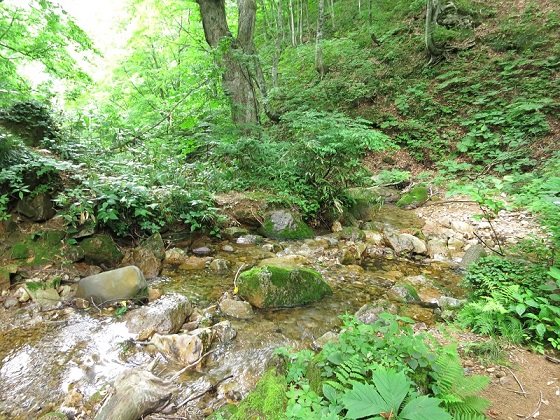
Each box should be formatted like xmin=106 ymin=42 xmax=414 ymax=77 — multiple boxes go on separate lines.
xmin=430 ymin=346 xmax=490 ymax=418
xmin=325 ymin=354 xmax=367 ymax=392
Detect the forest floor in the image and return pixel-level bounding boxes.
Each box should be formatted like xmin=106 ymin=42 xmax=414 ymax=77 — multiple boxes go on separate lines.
xmin=411 ymin=196 xmax=560 ymax=420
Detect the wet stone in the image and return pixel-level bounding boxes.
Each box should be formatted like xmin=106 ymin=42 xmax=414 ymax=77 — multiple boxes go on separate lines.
xmin=219 ymin=298 xmax=255 ymax=319
xmin=193 ymin=246 xmax=213 ymax=256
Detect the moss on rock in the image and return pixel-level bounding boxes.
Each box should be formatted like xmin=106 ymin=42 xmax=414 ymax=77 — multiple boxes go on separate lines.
xmin=80 ymin=234 xmax=123 ymax=266
xmin=396 ymin=185 xmax=429 ymax=208
xmin=231 ymin=367 xmax=288 ymax=420
xmin=238 ymin=265 xmax=333 ymax=308
xmin=259 ymin=210 xmax=313 ymax=240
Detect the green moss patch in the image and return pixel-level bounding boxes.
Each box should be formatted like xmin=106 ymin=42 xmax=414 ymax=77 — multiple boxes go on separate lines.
xmin=231 ymin=367 xmax=288 ymax=420
xmin=396 ymin=185 xmax=429 ymax=208
xmin=238 ymin=265 xmax=333 ymax=308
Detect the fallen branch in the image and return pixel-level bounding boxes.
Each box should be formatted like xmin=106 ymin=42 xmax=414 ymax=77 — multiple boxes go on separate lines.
xmin=522 ymin=391 xmax=544 ymax=420
xmin=545 ymin=355 xmax=560 ymax=364
xmin=506 ymin=367 xmax=528 ymax=398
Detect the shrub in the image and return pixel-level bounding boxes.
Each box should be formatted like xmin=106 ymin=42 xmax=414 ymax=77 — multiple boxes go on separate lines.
xmin=275 ymin=313 xmax=489 ymax=418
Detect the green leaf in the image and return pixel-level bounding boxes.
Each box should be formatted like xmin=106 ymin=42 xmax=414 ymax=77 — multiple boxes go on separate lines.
xmin=371 ymin=369 xmax=409 ymax=410
xmin=535 ymin=323 xmax=547 ymax=337
xmin=342 ymin=382 xmax=388 ymax=419
xmin=400 ymin=396 xmax=452 ymax=420
xmin=515 ymin=304 xmax=526 ymax=316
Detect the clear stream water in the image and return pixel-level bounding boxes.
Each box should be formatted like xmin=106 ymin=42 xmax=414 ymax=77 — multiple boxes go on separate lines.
xmin=0 ymin=234 xmax=464 ymax=419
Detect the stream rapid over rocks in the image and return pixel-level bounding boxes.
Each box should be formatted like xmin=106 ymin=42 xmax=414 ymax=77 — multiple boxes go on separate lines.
xmin=0 ymin=201 xmax=544 ymax=419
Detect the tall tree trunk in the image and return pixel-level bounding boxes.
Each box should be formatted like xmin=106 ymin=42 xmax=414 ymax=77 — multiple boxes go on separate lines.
xmin=288 ymin=0 xmax=296 ymax=46
xmin=425 ymin=0 xmax=445 ymax=64
xmin=196 ymin=0 xmax=260 ymax=127
xmin=315 ymin=0 xmax=325 ymax=76
xmin=272 ymin=0 xmax=283 ymax=88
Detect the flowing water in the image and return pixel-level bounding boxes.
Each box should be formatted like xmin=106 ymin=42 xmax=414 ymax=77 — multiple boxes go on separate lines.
xmin=0 ymin=235 xmax=465 ymax=419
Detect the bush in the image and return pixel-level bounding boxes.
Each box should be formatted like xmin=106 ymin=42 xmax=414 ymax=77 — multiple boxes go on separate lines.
xmin=458 ymin=257 xmax=560 ymax=351
xmin=275 ymin=313 xmax=489 ymax=419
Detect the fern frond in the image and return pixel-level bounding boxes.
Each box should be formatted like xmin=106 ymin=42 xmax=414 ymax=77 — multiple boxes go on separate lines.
xmin=447 ymin=395 xmax=491 ymax=415
xmin=453 ymin=413 xmax=488 ymax=420
xmin=452 ymin=375 xmax=491 ymax=399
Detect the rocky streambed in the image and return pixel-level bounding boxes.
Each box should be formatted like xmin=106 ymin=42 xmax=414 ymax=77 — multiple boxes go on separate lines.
xmin=0 ymin=198 xmax=545 ymax=419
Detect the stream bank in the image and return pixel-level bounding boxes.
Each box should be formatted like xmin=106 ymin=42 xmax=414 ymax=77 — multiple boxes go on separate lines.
xmin=0 ymin=193 xmax=550 ymax=419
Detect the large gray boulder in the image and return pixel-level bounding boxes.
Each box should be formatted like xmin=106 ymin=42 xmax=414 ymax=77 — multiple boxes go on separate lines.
xmin=75 ymin=265 xmax=148 ymax=305
xmin=124 ymin=293 xmax=192 ymax=340
xmin=237 ymin=265 xmax=332 ymax=308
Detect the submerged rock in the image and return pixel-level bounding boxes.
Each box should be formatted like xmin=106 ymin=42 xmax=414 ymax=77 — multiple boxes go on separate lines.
xmin=237 ymin=265 xmax=332 ymax=308
xmin=75 ymin=265 xmax=148 ymax=305
xmin=219 ymin=298 xmax=255 ymax=319
xmin=259 ymin=210 xmax=314 ymax=240
xmin=94 ymin=369 xmax=175 ymax=420
xmin=355 ymin=299 xmax=399 ymax=324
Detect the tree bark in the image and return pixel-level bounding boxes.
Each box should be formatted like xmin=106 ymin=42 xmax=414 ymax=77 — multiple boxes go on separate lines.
xmin=272 ymin=0 xmax=283 ymax=88
xmin=196 ymin=0 xmax=259 ymax=127
xmin=425 ymin=0 xmax=445 ymax=64
xmin=315 ymin=0 xmax=325 ymax=76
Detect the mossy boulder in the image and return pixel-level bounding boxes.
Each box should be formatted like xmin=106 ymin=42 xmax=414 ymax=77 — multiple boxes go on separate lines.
xmin=238 ymin=265 xmax=333 ymax=308
xmin=259 ymin=210 xmax=313 ymax=240
xmin=80 ymin=234 xmax=123 ymax=267
xmin=396 ymin=185 xmax=429 ymax=208
xmin=230 ymin=367 xmax=287 ymax=420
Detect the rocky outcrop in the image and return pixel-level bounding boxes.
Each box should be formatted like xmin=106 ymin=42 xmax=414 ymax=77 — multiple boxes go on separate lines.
xmin=75 ymin=265 xmax=148 ymax=305
xmin=15 ymin=193 xmax=56 ymax=222
xmin=237 ymin=265 xmax=332 ymax=308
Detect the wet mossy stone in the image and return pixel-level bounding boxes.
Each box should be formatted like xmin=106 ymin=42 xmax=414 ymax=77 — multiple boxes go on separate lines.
xmin=237 ymin=265 xmax=333 ymax=308
xmin=259 ymin=210 xmax=313 ymax=240
xmin=140 ymin=232 xmax=165 ymax=260
xmin=230 ymin=367 xmax=287 ymax=420
xmin=80 ymin=234 xmax=123 ymax=267
xmin=340 ymin=226 xmax=365 ymax=241
xmin=396 ymin=185 xmax=429 ymax=208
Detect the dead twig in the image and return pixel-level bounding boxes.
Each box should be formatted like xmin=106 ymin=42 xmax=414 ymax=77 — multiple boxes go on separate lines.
xmin=545 ymin=355 xmax=560 ymax=364
xmin=522 ymin=391 xmax=544 ymax=420
xmin=506 ymin=367 xmax=528 ymax=397
xmin=420 ymin=199 xmax=479 ymax=207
